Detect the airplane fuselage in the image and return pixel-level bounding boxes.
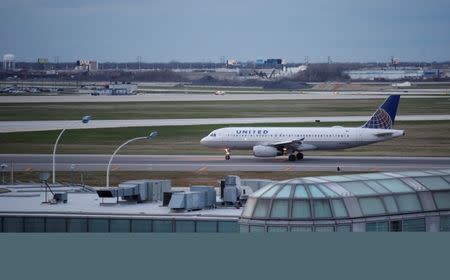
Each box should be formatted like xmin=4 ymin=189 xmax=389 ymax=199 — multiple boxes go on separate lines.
xmin=200 ymin=126 xmax=404 ymax=151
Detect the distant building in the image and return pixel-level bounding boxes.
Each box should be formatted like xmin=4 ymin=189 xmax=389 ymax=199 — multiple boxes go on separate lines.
xmin=345 ymin=68 xmax=424 ymax=80
xmin=270 ymin=65 xmax=308 ymax=79
xmin=423 ymin=69 xmax=441 ymax=79
xmin=226 ymin=59 xmax=238 ymax=67
xmin=442 ymin=70 xmax=450 ymax=78
xmin=255 ymin=59 xmax=265 ymax=65
xmin=2 ymin=54 xmax=15 ymax=70
xmin=92 ymin=82 xmax=137 ymax=95
xmin=37 ymin=58 xmax=48 ymax=64
xmin=392 ymin=81 xmax=411 ymax=87
xmin=75 ymin=60 xmax=98 ymax=71
xmin=264 ymin=58 xmax=285 ymax=66
xmin=37 ymin=58 xmax=49 ymax=70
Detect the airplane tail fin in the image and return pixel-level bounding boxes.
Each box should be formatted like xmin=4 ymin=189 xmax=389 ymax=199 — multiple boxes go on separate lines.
xmin=362 ymin=95 xmax=400 ymax=129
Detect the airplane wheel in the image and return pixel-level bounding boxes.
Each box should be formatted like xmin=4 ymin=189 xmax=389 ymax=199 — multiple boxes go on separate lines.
xmin=296 ymin=153 xmax=304 ymax=160
xmin=288 ymin=154 xmax=296 ymax=161
xmin=225 ymin=155 xmax=231 ymax=160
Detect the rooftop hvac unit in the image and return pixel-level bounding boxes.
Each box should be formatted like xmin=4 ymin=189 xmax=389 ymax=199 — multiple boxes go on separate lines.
xmin=163 ymin=191 xmax=183 ymax=206
xmin=169 ymin=191 xmax=205 ymax=211
xmin=119 ymin=183 xmax=140 ymax=202
xmin=168 ymin=192 xmax=186 ymax=210
xmin=96 ymin=179 xmax=172 ymax=204
xmin=222 ymin=175 xmax=258 ymax=206
xmin=223 ymin=186 xmax=240 ymax=205
xmin=120 ymin=179 xmax=172 ymax=202
xmin=190 ymin=186 xmax=216 ymax=208
xmin=144 ymin=179 xmax=171 ymax=201
xmin=220 ymin=179 xmax=225 ymax=199
xmin=222 ymin=175 xmax=244 ymax=207
xmin=185 ymin=191 xmax=205 ymax=211
xmin=121 ymin=180 xmax=150 ymax=201
xmin=225 ymin=175 xmax=241 ymax=187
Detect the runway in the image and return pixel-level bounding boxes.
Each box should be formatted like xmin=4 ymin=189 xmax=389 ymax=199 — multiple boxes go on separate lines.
xmin=2 ymin=114 xmax=450 ymax=133
xmin=1 ymin=154 xmax=449 ymax=172
xmin=0 ymin=91 xmax=448 ymax=103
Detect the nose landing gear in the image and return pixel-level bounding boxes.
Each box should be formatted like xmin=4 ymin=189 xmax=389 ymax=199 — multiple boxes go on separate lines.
xmin=225 ymin=149 xmax=230 ymax=160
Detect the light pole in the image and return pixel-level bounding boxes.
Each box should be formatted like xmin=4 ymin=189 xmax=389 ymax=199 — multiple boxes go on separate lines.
xmin=52 ymin=115 xmax=92 ymax=184
xmin=1 ymin=163 xmax=7 ymax=184
xmin=70 ymin=164 xmax=76 ymax=185
xmin=106 ymin=131 xmax=158 ymax=187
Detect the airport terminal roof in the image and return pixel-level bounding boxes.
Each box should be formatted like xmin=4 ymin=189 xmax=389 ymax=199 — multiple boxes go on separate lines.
xmin=0 ymin=185 xmax=241 ymax=220
xmin=242 ymin=169 xmax=450 ymax=220
xmin=2 ymin=170 xmax=450 ymax=222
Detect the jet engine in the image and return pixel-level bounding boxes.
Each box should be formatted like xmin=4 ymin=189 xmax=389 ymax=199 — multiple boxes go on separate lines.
xmin=253 ymin=145 xmax=282 ymax=157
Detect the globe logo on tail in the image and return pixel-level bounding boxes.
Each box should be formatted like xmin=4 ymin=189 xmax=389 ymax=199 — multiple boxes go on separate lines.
xmin=363 ymin=108 xmax=393 ymax=129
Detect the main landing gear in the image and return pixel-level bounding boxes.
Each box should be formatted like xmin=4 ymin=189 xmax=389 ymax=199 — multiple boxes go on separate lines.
xmin=225 ymin=149 xmax=231 ymax=160
xmin=288 ymin=152 xmax=304 ymax=162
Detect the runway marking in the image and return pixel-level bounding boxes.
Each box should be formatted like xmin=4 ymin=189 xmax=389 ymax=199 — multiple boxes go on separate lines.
xmin=4 ymin=155 xmax=449 ymax=172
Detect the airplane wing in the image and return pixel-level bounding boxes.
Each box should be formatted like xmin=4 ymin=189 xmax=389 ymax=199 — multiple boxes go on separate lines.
xmin=270 ymin=138 xmax=305 ymax=149
xmin=266 ymin=138 xmax=317 ymax=151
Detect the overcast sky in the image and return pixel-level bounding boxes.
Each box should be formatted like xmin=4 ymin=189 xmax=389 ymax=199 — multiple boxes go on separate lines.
xmin=1 ymin=0 xmax=449 ymax=63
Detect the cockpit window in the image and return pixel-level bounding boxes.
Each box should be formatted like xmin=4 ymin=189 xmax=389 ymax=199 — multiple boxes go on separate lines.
xmin=210 ymin=133 xmax=216 ymax=137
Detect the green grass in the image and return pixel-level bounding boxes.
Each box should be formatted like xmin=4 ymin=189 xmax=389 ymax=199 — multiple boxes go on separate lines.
xmin=1 ymin=120 xmax=449 ymax=156
xmin=7 ymin=170 xmax=360 ymax=187
xmin=408 ymin=83 xmax=450 ymax=90
xmin=0 ymin=98 xmax=449 ymax=121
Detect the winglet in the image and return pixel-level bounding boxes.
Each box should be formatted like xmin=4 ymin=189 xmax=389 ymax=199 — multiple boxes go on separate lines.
xmin=362 ymin=95 xmax=400 ymax=129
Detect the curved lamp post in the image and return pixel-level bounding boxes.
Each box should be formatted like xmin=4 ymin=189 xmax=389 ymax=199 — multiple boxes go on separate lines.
xmin=106 ymin=131 xmax=158 ymax=187
xmin=52 ymin=115 xmax=92 ymax=184
xmin=1 ymin=163 xmax=7 ymax=184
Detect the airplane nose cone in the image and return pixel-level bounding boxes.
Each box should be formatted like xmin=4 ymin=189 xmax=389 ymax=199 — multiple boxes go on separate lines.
xmin=200 ymin=137 xmax=207 ymax=145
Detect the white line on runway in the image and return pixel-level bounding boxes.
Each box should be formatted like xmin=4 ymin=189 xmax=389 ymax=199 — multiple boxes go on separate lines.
xmin=8 ymin=162 xmax=450 ymax=172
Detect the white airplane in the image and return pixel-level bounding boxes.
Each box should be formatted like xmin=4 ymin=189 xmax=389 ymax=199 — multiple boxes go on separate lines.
xmin=200 ymin=95 xmax=404 ymax=161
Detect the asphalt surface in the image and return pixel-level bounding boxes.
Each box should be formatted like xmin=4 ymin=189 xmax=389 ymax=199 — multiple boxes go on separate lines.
xmin=0 ymin=91 xmax=448 ymax=103
xmin=1 ymin=154 xmax=449 ymax=172
xmin=2 ymin=114 xmax=449 ymax=133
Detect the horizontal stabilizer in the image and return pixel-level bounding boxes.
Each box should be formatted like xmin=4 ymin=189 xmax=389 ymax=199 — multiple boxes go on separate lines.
xmin=375 ymin=132 xmax=394 ymax=137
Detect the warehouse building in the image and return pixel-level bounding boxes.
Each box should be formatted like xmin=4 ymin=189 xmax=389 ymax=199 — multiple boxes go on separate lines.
xmin=92 ymin=82 xmax=138 ymax=95
xmin=345 ymin=68 xmax=425 ymax=80
xmin=239 ymin=169 xmax=450 ymax=232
